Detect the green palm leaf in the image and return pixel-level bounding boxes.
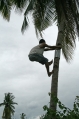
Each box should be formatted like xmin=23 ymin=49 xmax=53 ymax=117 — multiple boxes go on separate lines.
xmin=11 ymin=0 xmax=27 ymax=11
xmin=0 ymin=103 xmax=5 ymax=106
xmin=33 ymin=0 xmax=56 ymax=32
xmin=0 ymin=0 xmax=12 ymax=21
xmin=21 ymin=0 xmax=34 ymax=33
xmin=0 ymin=93 xmax=17 ymax=119
xmin=21 ymin=16 xmax=29 ymax=33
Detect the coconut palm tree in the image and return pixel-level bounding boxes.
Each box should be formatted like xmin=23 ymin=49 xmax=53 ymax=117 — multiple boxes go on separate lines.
xmin=1 ymin=0 xmax=79 ymax=116
xmin=13 ymin=0 xmax=79 ymax=113
xmin=20 ymin=113 xmax=26 ymax=119
xmin=0 ymin=93 xmax=18 ymax=119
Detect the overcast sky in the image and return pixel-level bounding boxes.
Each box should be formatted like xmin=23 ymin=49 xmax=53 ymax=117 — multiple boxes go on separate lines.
xmin=0 ymin=11 xmax=79 ymax=119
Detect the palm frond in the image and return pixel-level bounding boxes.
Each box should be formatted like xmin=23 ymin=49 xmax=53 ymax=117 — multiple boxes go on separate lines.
xmin=0 ymin=103 xmax=5 ymax=106
xmin=11 ymin=102 xmax=18 ymax=105
xmin=62 ymin=28 xmax=76 ymax=62
xmin=33 ymin=0 xmax=56 ymax=36
xmin=21 ymin=0 xmax=34 ymax=33
xmin=21 ymin=16 xmax=29 ymax=33
xmin=24 ymin=0 xmax=34 ymax=16
xmin=0 ymin=0 xmax=12 ymax=21
xmin=11 ymin=0 xmax=27 ymax=11
xmin=58 ymin=0 xmax=79 ymax=61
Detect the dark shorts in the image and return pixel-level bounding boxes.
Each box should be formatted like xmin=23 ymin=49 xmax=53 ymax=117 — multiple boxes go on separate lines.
xmin=28 ymin=53 xmax=48 ymax=65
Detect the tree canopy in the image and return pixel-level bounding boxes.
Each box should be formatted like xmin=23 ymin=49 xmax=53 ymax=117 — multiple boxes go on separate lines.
xmin=0 ymin=93 xmax=18 ymax=119
xmin=0 ymin=0 xmax=79 ymax=61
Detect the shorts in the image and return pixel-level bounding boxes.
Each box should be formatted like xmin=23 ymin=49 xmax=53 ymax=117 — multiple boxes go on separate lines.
xmin=28 ymin=53 xmax=48 ymax=65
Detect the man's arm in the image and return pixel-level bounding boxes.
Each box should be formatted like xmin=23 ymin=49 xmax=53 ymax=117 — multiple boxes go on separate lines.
xmin=40 ymin=43 xmax=61 ymax=49
xmin=45 ymin=44 xmax=61 ymax=49
xmin=44 ymin=47 xmax=61 ymax=51
xmin=44 ymin=48 xmax=54 ymax=51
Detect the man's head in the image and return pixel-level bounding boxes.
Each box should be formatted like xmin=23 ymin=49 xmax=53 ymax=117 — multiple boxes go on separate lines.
xmin=39 ymin=39 xmax=45 ymax=44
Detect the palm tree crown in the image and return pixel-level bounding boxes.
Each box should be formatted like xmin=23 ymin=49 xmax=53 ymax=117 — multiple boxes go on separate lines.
xmin=0 ymin=0 xmax=79 ymax=61
xmin=20 ymin=113 xmax=26 ymax=119
xmin=16 ymin=0 xmax=79 ymax=62
xmin=0 ymin=93 xmax=18 ymax=119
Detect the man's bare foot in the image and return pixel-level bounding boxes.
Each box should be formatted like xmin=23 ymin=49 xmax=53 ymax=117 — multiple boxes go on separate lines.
xmin=49 ymin=60 xmax=53 ymax=66
xmin=48 ymin=70 xmax=54 ymax=77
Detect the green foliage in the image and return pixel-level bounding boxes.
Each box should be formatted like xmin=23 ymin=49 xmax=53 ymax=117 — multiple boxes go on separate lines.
xmin=40 ymin=95 xmax=79 ymax=119
xmin=0 ymin=93 xmax=18 ymax=119
xmin=0 ymin=0 xmax=79 ymax=61
xmin=20 ymin=113 xmax=26 ymax=119
xmin=0 ymin=0 xmax=12 ymax=21
xmin=8 ymin=0 xmax=79 ymax=62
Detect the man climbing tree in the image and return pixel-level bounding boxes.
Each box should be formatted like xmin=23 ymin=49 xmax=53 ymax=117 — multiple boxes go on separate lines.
xmin=28 ymin=39 xmax=61 ymax=77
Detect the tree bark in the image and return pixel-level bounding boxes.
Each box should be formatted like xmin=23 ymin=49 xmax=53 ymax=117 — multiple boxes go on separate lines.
xmin=50 ymin=19 xmax=65 ymax=116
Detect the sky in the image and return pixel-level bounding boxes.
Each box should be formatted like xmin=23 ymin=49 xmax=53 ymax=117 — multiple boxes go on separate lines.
xmin=0 ymin=10 xmax=79 ymax=119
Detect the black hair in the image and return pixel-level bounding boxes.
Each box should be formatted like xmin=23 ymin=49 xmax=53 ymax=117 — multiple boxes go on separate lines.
xmin=39 ymin=39 xmax=45 ymax=44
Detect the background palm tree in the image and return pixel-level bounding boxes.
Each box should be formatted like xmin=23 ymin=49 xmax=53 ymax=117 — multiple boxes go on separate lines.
xmin=0 ymin=93 xmax=18 ymax=119
xmin=12 ymin=0 xmax=79 ymax=114
xmin=20 ymin=113 xmax=26 ymax=119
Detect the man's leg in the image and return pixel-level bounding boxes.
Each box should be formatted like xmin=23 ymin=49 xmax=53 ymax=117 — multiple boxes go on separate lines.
xmin=45 ymin=61 xmax=53 ymax=77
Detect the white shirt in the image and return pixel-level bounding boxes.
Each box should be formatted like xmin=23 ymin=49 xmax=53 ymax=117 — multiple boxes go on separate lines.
xmin=29 ymin=44 xmax=44 ymax=55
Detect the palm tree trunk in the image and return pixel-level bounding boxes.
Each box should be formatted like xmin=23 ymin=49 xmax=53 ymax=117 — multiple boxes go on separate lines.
xmin=50 ymin=20 xmax=64 ymax=113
